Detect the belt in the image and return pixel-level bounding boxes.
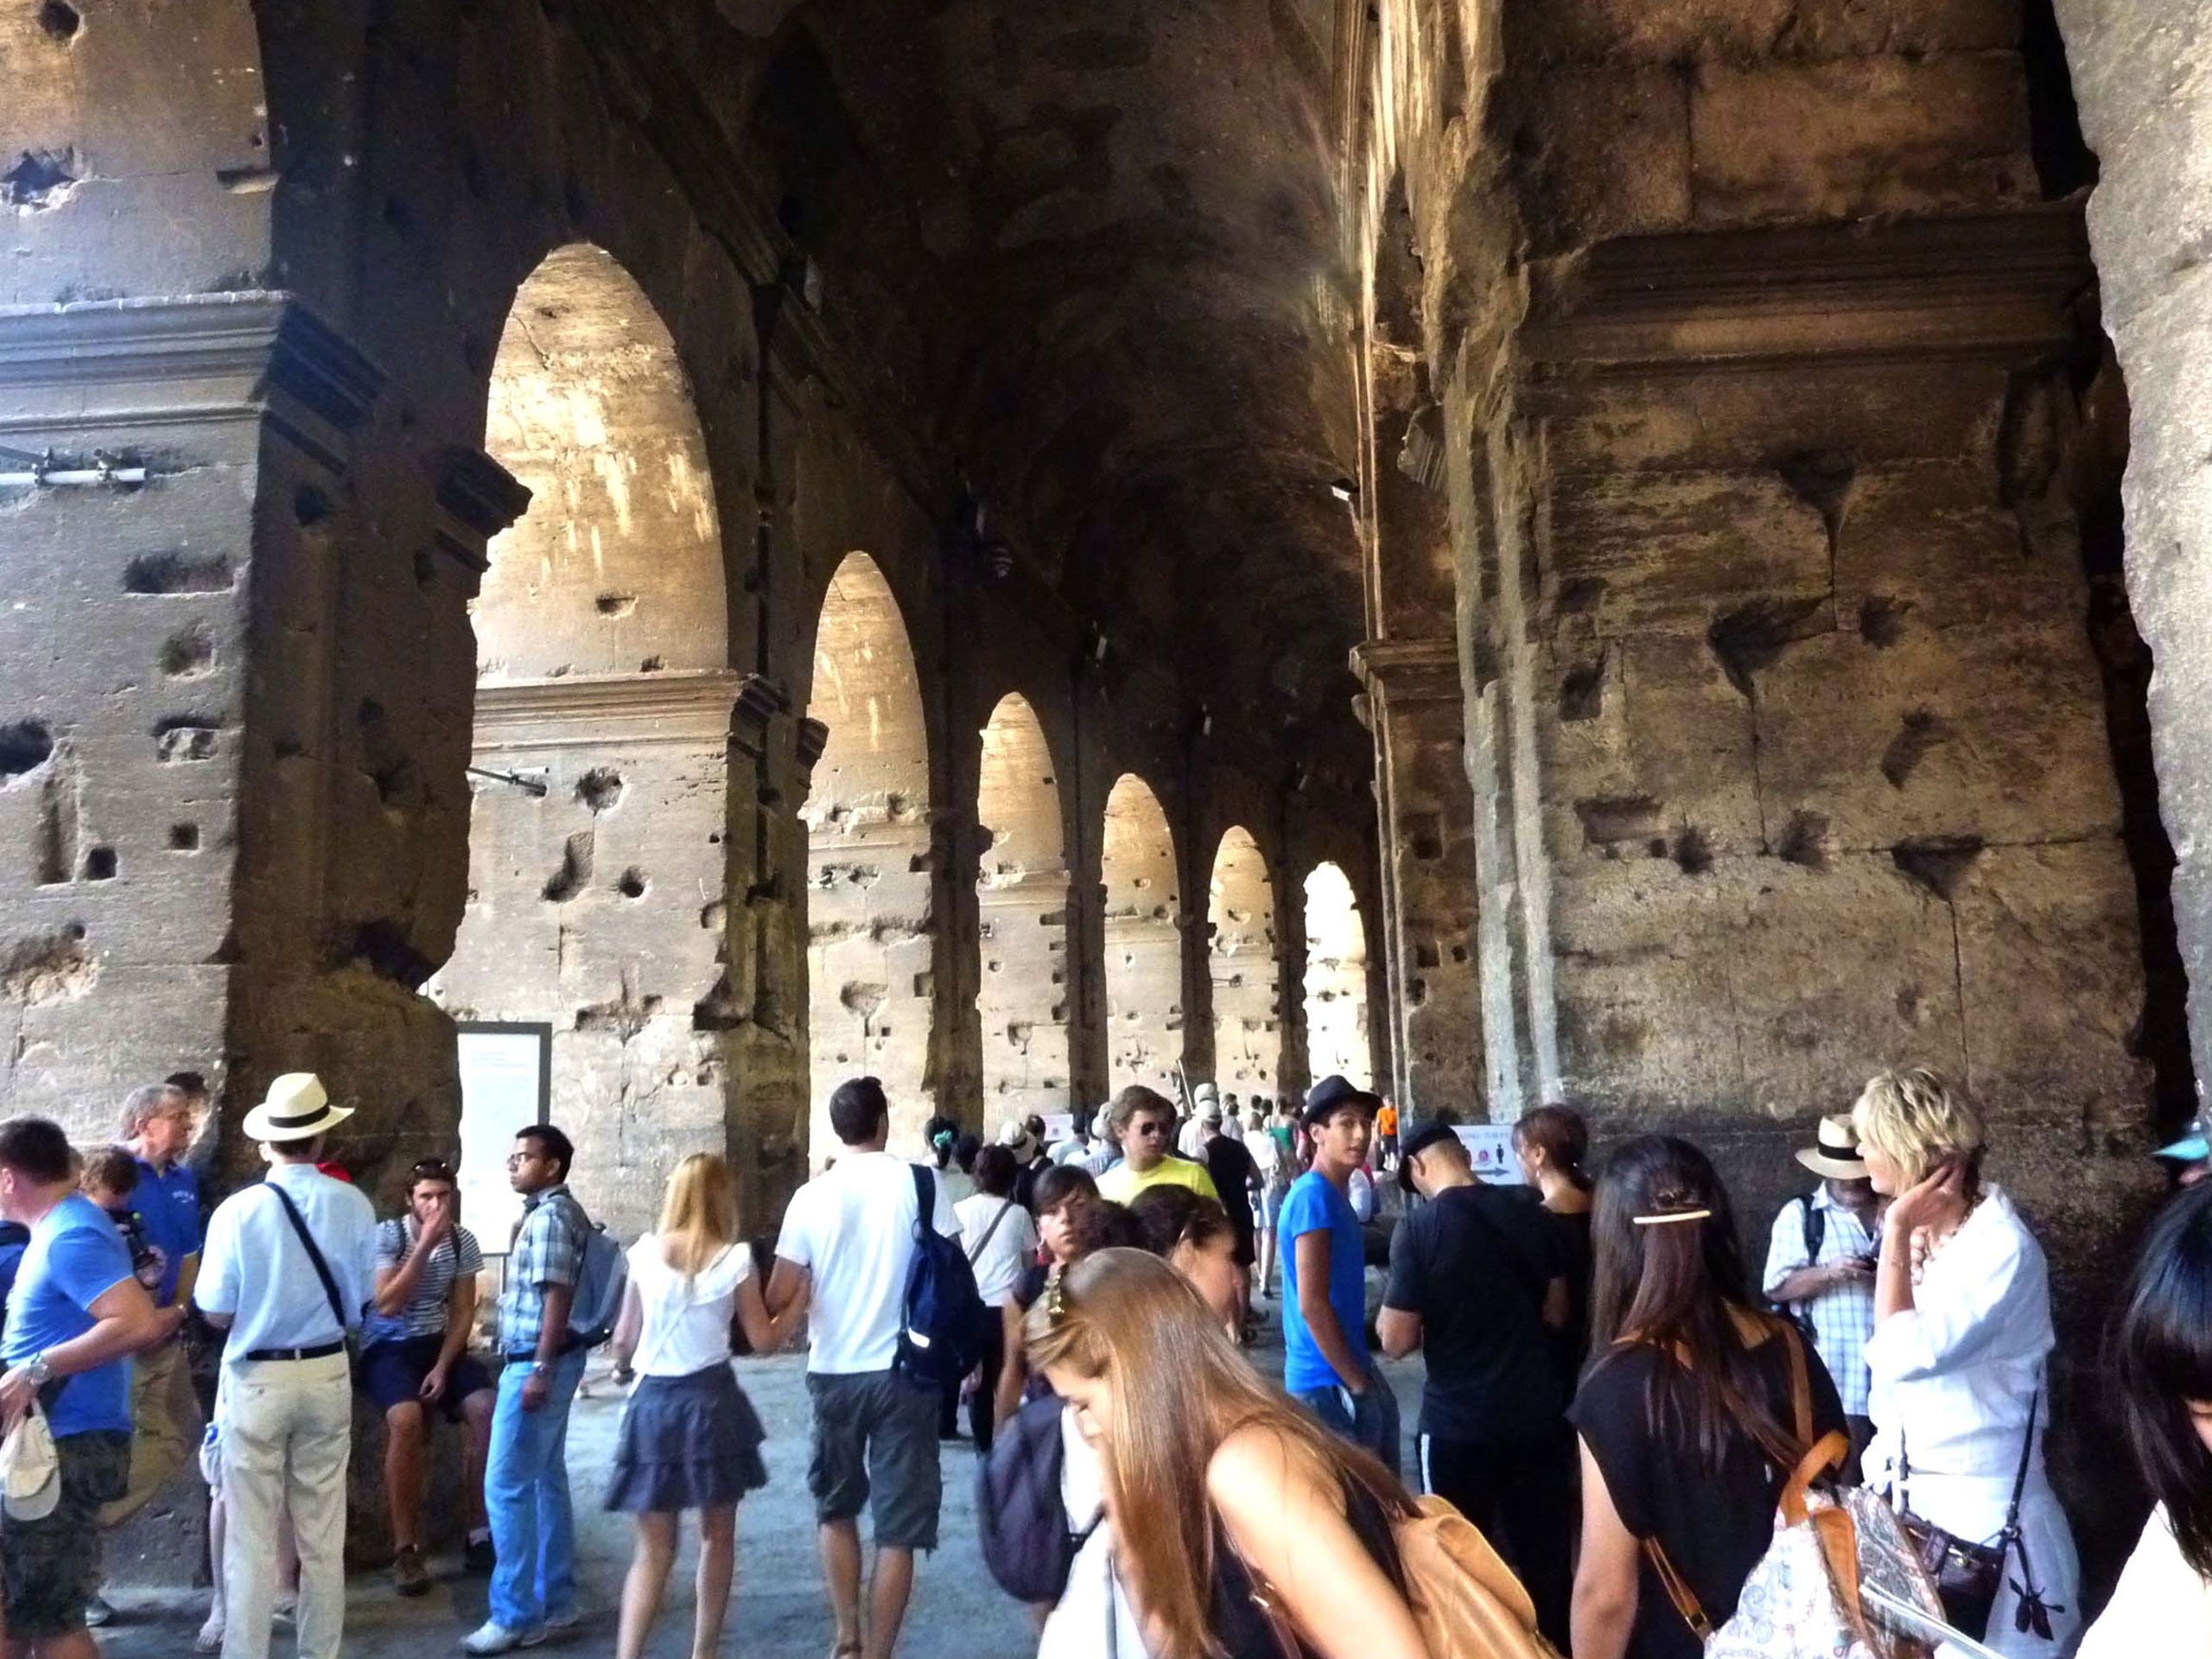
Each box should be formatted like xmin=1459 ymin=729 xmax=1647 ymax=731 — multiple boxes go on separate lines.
xmin=242 ymin=1340 xmax=346 ymax=1363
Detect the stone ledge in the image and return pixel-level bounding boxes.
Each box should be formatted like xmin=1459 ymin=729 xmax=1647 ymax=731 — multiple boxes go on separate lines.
xmin=1522 ymin=205 xmax=2093 ymax=386
xmin=1351 ymin=635 xmax=1461 ymax=704
xmin=469 ymin=669 xmax=745 ymax=752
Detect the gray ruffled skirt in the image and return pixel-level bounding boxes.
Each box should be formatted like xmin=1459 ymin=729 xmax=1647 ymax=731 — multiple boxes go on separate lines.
xmin=604 ymin=1362 xmax=768 ymax=1513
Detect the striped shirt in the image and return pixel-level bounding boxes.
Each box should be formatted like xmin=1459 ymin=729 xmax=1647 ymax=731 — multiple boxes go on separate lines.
xmin=364 ymin=1217 xmax=485 ymax=1346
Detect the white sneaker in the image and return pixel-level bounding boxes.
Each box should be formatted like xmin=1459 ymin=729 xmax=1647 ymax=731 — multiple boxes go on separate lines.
xmin=462 ymin=1621 xmax=547 ymax=1654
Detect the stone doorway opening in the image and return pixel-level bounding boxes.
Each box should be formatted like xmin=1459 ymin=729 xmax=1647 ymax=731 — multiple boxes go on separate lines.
xmin=801 ymin=552 xmax=934 ymax=1161
xmin=1101 ymin=773 xmax=1183 ymax=1096
xmin=1208 ymin=825 xmax=1279 ymax=1100
xmin=975 ymin=693 xmax=1070 ymax=1136
xmin=429 ymin=242 xmax=734 ymax=1241
xmin=1302 ymin=861 xmax=1370 ymax=1090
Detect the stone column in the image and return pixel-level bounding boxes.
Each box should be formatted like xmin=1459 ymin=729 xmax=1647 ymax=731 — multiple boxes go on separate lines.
xmin=1351 ymin=637 xmax=1484 ymax=1120
xmin=2055 ymin=0 xmax=2212 ymax=1102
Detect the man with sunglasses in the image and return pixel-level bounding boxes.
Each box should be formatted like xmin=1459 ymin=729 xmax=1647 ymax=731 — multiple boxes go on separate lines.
xmin=359 ymin=1158 xmax=495 ymax=1595
xmin=1096 ymin=1085 xmax=1220 ymax=1205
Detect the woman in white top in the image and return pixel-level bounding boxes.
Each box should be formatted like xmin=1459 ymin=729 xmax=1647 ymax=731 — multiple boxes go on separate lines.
xmin=955 ymin=1144 xmax=1039 ymax=1452
xmin=605 ymin=1154 xmax=798 ymax=1659
xmin=1854 ymin=1069 xmax=2081 ymax=1656
xmin=2077 ymin=1179 xmax=2212 ymax=1656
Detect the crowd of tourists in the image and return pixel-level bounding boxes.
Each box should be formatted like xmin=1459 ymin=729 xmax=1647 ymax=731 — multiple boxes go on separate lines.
xmin=0 ymin=1065 xmax=2206 ymax=1659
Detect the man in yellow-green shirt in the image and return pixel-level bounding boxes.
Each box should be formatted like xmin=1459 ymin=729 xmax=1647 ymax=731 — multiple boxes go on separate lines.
xmin=1096 ymin=1085 xmax=1220 ymax=1205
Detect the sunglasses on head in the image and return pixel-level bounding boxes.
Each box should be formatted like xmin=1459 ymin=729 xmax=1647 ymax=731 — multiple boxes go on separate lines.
xmin=411 ymin=1160 xmax=456 ymax=1182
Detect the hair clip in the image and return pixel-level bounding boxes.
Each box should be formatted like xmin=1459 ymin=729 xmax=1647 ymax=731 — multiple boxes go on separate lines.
xmin=1632 ymin=1208 xmax=1713 ymax=1227
xmin=1044 ymin=1268 xmax=1070 ymax=1325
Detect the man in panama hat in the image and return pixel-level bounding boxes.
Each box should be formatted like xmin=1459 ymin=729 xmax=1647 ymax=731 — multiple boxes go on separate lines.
xmin=194 ymin=1074 xmax=378 ymax=1659
xmin=1760 ymin=1113 xmax=1883 ymax=1451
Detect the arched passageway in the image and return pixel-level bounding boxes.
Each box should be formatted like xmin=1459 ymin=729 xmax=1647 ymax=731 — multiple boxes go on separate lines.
xmin=1302 ymin=862 xmax=1370 ymax=1089
xmin=1101 ymin=774 xmax=1184 ymax=1095
xmin=803 ymin=553 xmax=935 ymax=1160
xmin=1208 ymin=826 xmax=1279 ymax=1100
xmin=429 ymin=243 xmax=733 ymax=1240
xmin=976 ymin=695 xmax=1070 ymax=1131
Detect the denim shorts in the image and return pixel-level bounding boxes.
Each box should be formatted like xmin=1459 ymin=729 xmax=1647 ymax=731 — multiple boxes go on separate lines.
xmin=805 ymin=1369 xmax=942 ymax=1549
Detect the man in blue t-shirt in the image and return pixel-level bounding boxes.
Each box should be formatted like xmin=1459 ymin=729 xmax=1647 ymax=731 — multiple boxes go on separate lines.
xmin=1279 ymin=1075 xmax=1399 ymax=1475
xmin=0 ymin=1116 xmax=163 ymax=1656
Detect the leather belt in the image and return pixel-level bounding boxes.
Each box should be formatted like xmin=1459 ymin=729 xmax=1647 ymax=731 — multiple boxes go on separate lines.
xmin=242 ymin=1340 xmax=346 ymax=1363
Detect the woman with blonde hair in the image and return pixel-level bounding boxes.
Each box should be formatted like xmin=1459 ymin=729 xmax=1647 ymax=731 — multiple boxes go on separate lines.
xmin=1026 ymin=1248 xmax=1430 ymax=1659
xmin=605 ymin=1154 xmax=798 ymax=1659
xmin=1853 ymin=1067 xmax=2081 ymax=1656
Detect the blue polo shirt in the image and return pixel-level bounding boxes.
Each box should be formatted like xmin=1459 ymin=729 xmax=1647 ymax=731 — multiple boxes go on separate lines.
xmin=3 ymin=1195 xmax=134 ymax=1437
xmin=1279 ymin=1170 xmax=1371 ymax=1394
xmin=132 ymin=1157 xmax=200 ymax=1306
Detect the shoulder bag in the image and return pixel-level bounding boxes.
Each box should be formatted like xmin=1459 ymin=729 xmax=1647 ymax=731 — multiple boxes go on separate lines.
xmin=264 ymin=1181 xmax=351 ymax=1334
xmin=1894 ymin=1389 xmax=2045 ymax=1641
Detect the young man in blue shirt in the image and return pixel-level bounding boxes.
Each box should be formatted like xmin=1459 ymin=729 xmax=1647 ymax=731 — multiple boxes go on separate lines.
xmin=0 ymin=1116 xmax=164 ymax=1659
xmin=1278 ymin=1075 xmax=1399 ymax=1475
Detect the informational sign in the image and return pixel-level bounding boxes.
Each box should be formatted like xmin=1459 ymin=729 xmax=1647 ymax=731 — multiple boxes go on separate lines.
xmin=1452 ymin=1122 xmax=1525 ymax=1185
xmin=456 ymin=1023 xmax=551 ymax=1253
xmin=1041 ymin=1112 xmax=1075 ymax=1146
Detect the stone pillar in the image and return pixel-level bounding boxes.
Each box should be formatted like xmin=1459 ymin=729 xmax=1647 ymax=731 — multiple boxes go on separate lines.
xmin=1351 ymin=637 xmax=1484 ymax=1121
xmin=2055 ymin=0 xmax=2212 ymax=1104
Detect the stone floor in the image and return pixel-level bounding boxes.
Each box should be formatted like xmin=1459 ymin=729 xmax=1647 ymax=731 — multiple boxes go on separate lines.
xmin=92 ymin=1311 xmax=1424 ymax=1658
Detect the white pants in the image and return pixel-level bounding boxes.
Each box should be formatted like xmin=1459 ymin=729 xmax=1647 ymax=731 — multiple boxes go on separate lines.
xmin=221 ymin=1352 xmax=352 ymax=1659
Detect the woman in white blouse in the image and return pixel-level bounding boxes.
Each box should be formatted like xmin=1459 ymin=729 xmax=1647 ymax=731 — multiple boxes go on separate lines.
xmin=1854 ymin=1069 xmax=2081 ymax=1656
xmin=605 ymin=1154 xmax=799 ymax=1659
xmin=2078 ymin=1179 xmax=2212 ymax=1654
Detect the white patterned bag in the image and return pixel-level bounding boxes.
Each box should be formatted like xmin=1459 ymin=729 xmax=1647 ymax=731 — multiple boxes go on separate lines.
xmin=1645 ymin=1330 xmax=1948 ymax=1659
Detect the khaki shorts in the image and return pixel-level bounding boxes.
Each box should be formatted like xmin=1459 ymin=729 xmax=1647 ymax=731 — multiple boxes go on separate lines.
xmin=805 ymin=1370 xmax=942 ymax=1550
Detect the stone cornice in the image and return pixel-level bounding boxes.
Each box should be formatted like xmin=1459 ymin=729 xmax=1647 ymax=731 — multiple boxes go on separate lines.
xmin=1522 ymin=206 xmax=2094 ymax=390
xmin=435 ymin=446 xmax=532 ymax=545
xmin=1350 ymin=635 xmax=1461 ymax=705
xmin=471 ymin=669 xmax=745 ymax=753
xmin=0 ymin=293 xmax=384 ymax=433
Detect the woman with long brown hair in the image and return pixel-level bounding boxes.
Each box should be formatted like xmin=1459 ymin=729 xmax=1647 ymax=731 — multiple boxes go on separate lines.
xmin=1026 ymin=1248 xmax=1430 ymax=1659
xmin=1514 ymin=1104 xmax=1594 ymax=1384
xmin=1568 ymin=1135 xmax=1846 ymax=1659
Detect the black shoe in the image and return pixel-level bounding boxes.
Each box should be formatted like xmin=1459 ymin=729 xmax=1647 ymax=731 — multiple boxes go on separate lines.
xmin=464 ymin=1534 xmax=496 ymax=1574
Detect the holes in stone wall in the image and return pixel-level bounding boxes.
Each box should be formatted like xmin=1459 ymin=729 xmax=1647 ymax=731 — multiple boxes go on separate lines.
xmin=596 ymin=593 xmax=638 ymax=617
xmin=542 ymin=831 xmax=594 ymax=903
xmin=293 ymin=486 xmax=333 ymax=527
xmin=1880 ymin=709 xmax=1947 ymax=790
xmin=1560 ymin=655 xmax=1607 ymax=722
xmin=0 ymin=721 xmax=54 ymax=782
xmin=1209 ymin=826 xmax=1279 ymax=1094
xmin=576 ymin=768 xmax=625 ymax=813
xmin=168 ymin=824 xmax=200 ymax=852
xmin=152 ymin=717 xmax=219 ymax=763
xmin=1103 ymin=772 xmax=1182 ymax=1092
xmin=82 ymin=846 xmax=116 ymax=881
xmin=124 ymin=552 xmax=232 ymax=595
xmin=616 ymin=868 xmax=646 ymax=899
xmin=36 ymin=2 xmax=79 ymax=41
xmin=1 ymin=149 xmax=77 ymax=210
xmin=0 ymin=926 xmax=95 ymax=1004
xmin=159 ymin=625 xmax=216 ymax=678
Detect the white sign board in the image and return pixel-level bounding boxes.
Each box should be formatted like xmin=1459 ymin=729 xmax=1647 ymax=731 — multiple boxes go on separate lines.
xmin=456 ymin=1026 xmax=550 ymax=1253
xmin=1041 ymin=1113 xmax=1075 ymax=1145
xmin=1452 ymin=1123 xmax=1525 ymax=1185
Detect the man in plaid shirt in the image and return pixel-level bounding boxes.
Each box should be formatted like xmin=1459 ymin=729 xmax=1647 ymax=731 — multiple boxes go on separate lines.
xmin=467 ymin=1126 xmax=590 ymax=1655
xmin=1762 ymin=1114 xmax=1882 ymax=1454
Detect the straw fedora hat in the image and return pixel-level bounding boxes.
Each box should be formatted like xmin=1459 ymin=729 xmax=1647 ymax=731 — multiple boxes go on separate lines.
xmin=1794 ymin=1114 xmax=1868 ymax=1182
xmin=241 ymin=1072 xmax=354 ymax=1144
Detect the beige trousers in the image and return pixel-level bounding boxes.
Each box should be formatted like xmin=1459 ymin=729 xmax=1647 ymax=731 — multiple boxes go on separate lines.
xmin=98 ymin=1337 xmax=197 ymax=1529
xmin=221 ymin=1352 xmax=351 ymax=1659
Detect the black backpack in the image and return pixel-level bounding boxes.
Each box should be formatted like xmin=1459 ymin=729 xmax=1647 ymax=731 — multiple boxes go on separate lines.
xmin=1773 ymin=1192 xmax=1827 ymax=1343
xmin=892 ymin=1165 xmax=991 ymax=1389
xmin=976 ymin=1392 xmax=1097 ymax=1605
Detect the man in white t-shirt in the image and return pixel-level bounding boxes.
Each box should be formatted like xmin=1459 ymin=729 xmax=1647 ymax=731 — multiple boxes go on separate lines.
xmin=769 ymin=1077 xmax=958 ymax=1659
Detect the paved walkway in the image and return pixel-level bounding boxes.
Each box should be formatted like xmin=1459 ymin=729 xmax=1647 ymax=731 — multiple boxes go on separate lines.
xmin=92 ymin=1319 xmax=1424 ymax=1658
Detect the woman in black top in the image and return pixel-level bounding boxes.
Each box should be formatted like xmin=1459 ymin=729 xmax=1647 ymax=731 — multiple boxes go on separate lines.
xmin=1027 ymin=1249 xmax=1427 ymax=1659
xmin=1568 ymin=1135 xmax=1847 ymax=1659
xmin=1516 ymin=1103 xmax=1595 ymax=1385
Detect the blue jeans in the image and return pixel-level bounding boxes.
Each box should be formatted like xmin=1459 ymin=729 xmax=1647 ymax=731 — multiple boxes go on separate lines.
xmin=486 ymin=1348 xmax=588 ymax=1630
xmin=1294 ymin=1362 xmax=1401 ymax=1478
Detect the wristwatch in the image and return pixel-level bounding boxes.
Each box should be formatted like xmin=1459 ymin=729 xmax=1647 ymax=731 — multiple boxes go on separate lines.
xmin=23 ymin=1352 xmax=51 ymax=1387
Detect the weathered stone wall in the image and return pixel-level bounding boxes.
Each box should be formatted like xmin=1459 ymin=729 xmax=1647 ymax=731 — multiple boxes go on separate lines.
xmin=976 ymin=694 xmax=1072 ymax=1132
xmin=1102 ymin=771 xmax=1185 ymax=1095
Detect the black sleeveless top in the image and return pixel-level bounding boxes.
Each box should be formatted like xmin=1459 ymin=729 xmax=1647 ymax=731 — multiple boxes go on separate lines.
xmin=1208 ymin=1478 xmax=1405 ymax=1658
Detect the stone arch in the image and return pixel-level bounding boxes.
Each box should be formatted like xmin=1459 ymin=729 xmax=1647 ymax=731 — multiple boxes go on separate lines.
xmin=1208 ymin=825 xmax=1280 ymax=1098
xmin=1302 ymin=861 xmax=1370 ymax=1089
xmin=976 ymin=693 xmax=1070 ymax=1129
xmin=429 ymin=242 xmax=734 ymax=1240
xmin=803 ymin=551 xmax=935 ymax=1160
xmin=1102 ymin=773 xmax=1183 ymax=1094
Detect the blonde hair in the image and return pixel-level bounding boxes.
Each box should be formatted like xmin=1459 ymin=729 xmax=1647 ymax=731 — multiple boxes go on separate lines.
xmin=1853 ymin=1067 xmax=1982 ymax=1188
xmin=1026 ymin=1249 xmax=1412 ymax=1659
xmin=656 ymin=1153 xmax=739 ymax=1278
